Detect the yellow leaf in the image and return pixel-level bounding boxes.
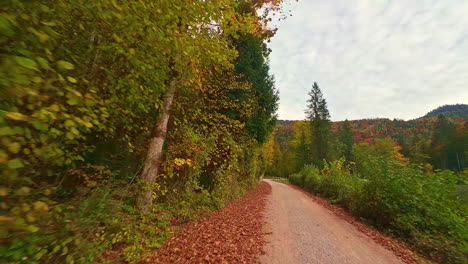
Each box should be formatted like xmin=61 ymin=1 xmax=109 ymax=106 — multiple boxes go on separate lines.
xmin=26 ymin=212 xmax=36 ymax=222
xmin=33 ymin=201 xmax=49 ymax=211
xmin=8 ymin=142 xmax=21 ymax=154
xmin=16 ymin=186 xmax=30 ymax=195
xmin=57 ymin=60 xmax=74 ymax=70
xmin=0 ymin=152 xmax=8 ymax=163
xmin=49 ymin=104 xmax=60 ymax=111
xmin=5 ymin=112 xmax=30 ymax=122
xmin=86 ymin=181 xmax=97 ymax=187
xmin=0 ymin=187 xmax=8 ymax=196
xmin=0 ymin=216 xmax=14 ymax=221
xmin=32 ymin=77 xmax=44 ymax=83
xmin=22 ymin=203 xmax=31 ymax=212
xmin=64 ymin=120 xmax=75 ymax=127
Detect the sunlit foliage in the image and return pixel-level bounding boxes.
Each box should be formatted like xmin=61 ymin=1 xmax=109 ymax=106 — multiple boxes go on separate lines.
xmin=0 ymin=0 xmax=282 ymax=262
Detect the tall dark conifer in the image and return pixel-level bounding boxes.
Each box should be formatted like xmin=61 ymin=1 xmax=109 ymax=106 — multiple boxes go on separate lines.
xmin=430 ymin=114 xmax=464 ymax=171
xmin=338 ymin=119 xmax=353 ymax=161
xmin=233 ymin=33 xmax=279 ymax=144
xmin=305 ymin=82 xmax=330 ymax=165
xmin=295 ymin=127 xmax=310 ymax=169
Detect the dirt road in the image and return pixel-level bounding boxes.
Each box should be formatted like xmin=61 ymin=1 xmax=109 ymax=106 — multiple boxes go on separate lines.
xmin=259 ymin=180 xmax=405 ymax=264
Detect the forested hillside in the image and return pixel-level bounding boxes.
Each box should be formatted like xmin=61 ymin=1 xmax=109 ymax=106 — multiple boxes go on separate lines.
xmin=272 ymin=105 xmax=467 ymax=175
xmin=266 ymin=85 xmax=467 ymax=264
xmin=419 ymin=104 xmax=467 ymax=119
xmin=0 ymin=1 xmax=283 ymax=263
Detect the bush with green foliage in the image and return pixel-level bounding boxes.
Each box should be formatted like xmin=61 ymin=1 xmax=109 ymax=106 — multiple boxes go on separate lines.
xmin=351 ymin=157 xmax=467 ymax=263
xmin=288 ymin=172 xmax=303 ymax=187
xmin=289 ymin=160 xmax=361 ymax=207
xmin=290 ymin=155 xmax=467 ymax=263
xmin=301 ymin=164 xmax=321 ymax=192
xmin=319 ymin=160 xmax=362 ymax=207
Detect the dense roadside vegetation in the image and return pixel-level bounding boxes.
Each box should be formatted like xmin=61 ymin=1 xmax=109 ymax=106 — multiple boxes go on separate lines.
xmin=0 ymin=1 xmax=283 ymax=263
xmin=268 ymin=84 xmax=467 ymax=263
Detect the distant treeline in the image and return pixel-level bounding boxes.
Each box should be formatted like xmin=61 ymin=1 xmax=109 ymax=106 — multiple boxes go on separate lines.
xmin=272 ymin=113 xmax=466 ymax=174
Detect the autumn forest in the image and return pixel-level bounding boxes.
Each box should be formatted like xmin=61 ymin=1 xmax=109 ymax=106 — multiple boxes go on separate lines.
xmin=1 ymin=1 xmax=467 ymax=264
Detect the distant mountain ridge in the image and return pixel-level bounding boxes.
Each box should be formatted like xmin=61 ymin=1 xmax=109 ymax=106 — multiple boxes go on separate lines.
xmin=418 ymin=104 xmax=468 ymax=119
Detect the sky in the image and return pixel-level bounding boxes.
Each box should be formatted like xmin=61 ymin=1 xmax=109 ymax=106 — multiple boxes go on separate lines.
xmin=268 ymin=0 xmax=468 ymax=121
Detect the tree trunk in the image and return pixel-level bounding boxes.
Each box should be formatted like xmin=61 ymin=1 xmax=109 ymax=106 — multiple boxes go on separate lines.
xmin=138 ymin=77 xmax=178 ymax=212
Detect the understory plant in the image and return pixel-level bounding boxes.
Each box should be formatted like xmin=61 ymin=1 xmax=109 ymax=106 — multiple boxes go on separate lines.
xmin=290 ymin=157 xmax=467 ymax=263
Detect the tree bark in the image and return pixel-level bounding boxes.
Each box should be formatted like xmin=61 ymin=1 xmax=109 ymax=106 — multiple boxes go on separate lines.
xmin=138 ymin=77 xmax=178 ymax=212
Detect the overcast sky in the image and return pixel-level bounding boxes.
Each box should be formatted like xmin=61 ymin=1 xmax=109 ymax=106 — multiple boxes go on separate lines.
xmin=268 ymin=0 xmax=468 ymax=121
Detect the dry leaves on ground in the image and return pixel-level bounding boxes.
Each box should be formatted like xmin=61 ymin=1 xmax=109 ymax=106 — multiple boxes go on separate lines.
xmin=148 ymin=182 xmax=272 ymax=264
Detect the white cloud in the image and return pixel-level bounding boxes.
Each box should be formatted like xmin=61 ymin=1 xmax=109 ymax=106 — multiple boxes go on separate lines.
xmin=269 ymin=0 xmax=468 ymax=121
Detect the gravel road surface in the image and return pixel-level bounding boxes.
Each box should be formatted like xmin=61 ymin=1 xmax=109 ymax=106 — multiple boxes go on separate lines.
xmin=259 ymin=180 xmax=405 ymax=264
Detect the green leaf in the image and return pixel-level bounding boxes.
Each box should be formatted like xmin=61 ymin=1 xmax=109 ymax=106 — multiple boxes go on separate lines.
xmin=0 ymin=16 xmax=14 ymax=37
xmin=52 ymin=245 xmax=61 ymax=253
xmin=31 ymin=121 xmax=48 ymax=131
xmin=34 ymin=249 xmax=47 ymax=261
xmin=41 ymin=21 xmax=57 ymax=26
xmin=70 ymin=127 xmax=79 ymax=135
xmin=14 ymin=56 xmax=39 ymax=71
xmin=27 ymin=225 xmax=39 ymax=233
xmin=37 ymin=57 xmax=50 ymax=69
xmin=0 ymin=127 xmax=15 ymax=136
xmin=67 ymin=76 xmax=78 ymax=83
xmin=13 ymin=127 xmax=24 ymax=135
xmin=66 ymin=97 xmax=79 ymax=105
xmin=66 ymin=132 xmax=74 ymax=140
xmin=7 ymin=159 xmax=24 ymax=169
xmin=57 ymin=60 xmax=75 ymax=70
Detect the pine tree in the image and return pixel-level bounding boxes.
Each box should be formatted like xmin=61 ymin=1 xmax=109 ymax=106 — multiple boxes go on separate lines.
xmin=233 ymin=33 xmax=279 ymax=144
xmin=338 ymin=119 xmax=353 ymax=161
xmin=295 ymin=125 xmax=310 ymax=169
xmin=430 ymin=115 xmax=455 ymax=170
xmin=305 ymin=82 xmax=331 ymax=165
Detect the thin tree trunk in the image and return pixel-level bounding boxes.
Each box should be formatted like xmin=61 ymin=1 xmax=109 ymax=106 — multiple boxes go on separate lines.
xmin=138 ymin=77 xmax=178 ymax=212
